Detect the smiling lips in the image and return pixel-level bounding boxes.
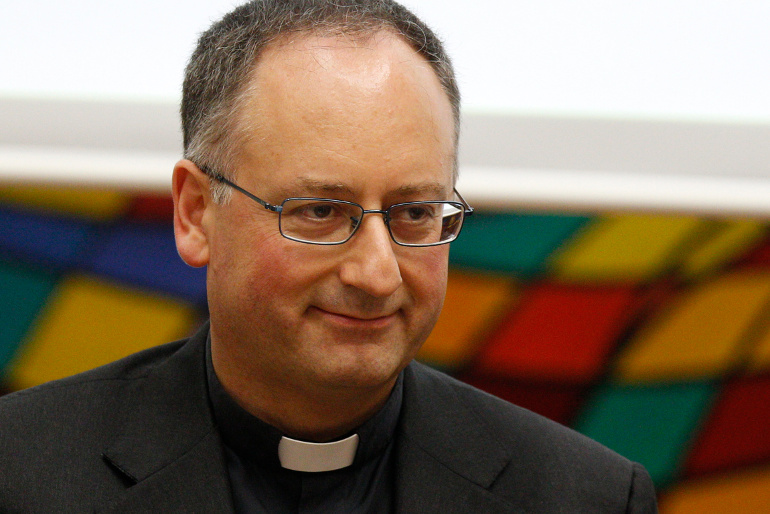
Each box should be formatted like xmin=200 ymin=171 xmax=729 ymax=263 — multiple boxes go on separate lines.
xmin=311 ymin=306 xmax=398 ymax=329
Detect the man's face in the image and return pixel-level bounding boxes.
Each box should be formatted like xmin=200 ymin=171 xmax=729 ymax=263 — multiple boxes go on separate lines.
xmin=204 ymin=31 xmax=456 ymax=397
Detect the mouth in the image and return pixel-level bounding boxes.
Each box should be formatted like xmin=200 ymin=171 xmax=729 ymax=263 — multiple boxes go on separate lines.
xmin=309 ymin=306 xmax=399 ymax=329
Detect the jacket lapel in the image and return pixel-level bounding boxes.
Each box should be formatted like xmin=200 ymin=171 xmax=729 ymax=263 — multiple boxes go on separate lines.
xmin=96 ymin=335 xmax=516 ymax=512
xmin=394 ymin=363 xmax=515 ymax=513
xmin=97 ymin=429 xmax=232 ymax=513
xmin=98 ymin=324 xmax=234 ymax=512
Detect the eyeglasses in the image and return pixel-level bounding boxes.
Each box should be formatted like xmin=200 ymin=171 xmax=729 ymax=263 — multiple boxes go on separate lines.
xmin=202 ymin=167 xmax=473 ymax=247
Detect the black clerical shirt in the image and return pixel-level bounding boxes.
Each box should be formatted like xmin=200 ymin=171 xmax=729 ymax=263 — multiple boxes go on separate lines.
xmin=206 ymin=339 xmax=403 ymax=513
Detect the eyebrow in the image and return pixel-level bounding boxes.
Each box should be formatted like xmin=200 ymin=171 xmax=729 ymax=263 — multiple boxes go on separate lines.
xmin=284 ymin=177 xmax=448 ymax=199
xmin=290 ymin=177 xmax=354 ymax=196
xmin=392 ymin=183 xmax=448 ymax=198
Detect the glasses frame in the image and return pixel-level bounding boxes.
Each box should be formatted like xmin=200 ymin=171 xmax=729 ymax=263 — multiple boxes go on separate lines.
xmin=202 ymin=167 xmax=474 ymax=247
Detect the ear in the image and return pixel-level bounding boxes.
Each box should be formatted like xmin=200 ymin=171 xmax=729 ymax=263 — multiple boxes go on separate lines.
xmin=172 ymin=159 xmax=212 ymax=268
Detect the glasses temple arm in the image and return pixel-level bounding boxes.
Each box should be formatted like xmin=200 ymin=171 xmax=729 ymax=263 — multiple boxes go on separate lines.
xmin=200 ymin=166 xmax=281 ymax=212
xmin=453 ymin=188 xmax=474 ymax=215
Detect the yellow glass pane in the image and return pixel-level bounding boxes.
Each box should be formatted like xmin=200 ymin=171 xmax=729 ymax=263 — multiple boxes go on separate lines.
xmin=0 ymin=184 xmax=130 ymax=221
xmin=681 ymin=220 xmax=766 ymax=279
xmin=748 ymin=323 xmax=770 ymax=373
xmin=615 ymin=271 xmax=770 ymax=383
xmin=8 ymin=274 xmax=196 ymax=389
xmin=419 ymin=270 xmax=516 ymax=369
xmin=551 ymin=214 xmax=704 ymax=283
xmin=660 ymin=466 xmax=770 ymax=514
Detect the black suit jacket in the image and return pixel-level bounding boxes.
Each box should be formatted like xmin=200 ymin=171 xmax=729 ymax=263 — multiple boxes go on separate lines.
xmin=0 ymin=324 xmax=657 ymax=512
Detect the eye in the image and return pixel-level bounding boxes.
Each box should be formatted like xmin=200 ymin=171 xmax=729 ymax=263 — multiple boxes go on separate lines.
xmin=389 ymin=203 xmax=441 ymax=224
xmin=406 ymin=206 xmax=429 ymax=220
xmin=309 ymin=203 xmax=333 ymax=219
xmin=287 ymin=201 xmax=343 ymax=221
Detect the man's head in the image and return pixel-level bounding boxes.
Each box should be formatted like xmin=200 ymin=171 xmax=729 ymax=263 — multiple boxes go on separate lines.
xmin=173 ymin=0 xmax=461 ymax=437
xmin=181 ymin=0 xmax=459 ymax=202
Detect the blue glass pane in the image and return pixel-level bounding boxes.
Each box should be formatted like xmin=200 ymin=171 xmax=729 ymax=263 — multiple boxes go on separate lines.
xmin=87 ymin=222 xmax=207 ymax=304
xmin=0 ymin=207 xmax=94 ymax=269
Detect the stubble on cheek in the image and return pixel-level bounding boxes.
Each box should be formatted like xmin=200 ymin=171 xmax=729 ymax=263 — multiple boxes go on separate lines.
xmin=391 ymin=247 xmax=449 ymax=356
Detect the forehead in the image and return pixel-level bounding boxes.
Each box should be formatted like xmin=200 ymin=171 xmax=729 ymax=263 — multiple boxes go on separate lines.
xmin=232 ymin=30 xmax=456 ymax=191
xmin=251 ymin=29 xmax=446 ymax=102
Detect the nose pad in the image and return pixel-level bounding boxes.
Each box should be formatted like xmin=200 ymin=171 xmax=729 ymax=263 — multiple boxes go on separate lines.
xmin=349 ymin=211 xmax=390 ymax=239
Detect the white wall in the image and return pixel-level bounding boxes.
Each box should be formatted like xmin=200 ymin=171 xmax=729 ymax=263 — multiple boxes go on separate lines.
xmin=2 ymin=1 xmax=770 ymax=214
xmin=4 ymin=0 xmax=770 ymax=121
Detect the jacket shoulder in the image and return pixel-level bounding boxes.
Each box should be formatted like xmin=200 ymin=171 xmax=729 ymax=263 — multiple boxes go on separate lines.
xmin=0 ymin=339 xmax=189 ymax=509
xmin=404 ymin=362 xmax=657 ymax=512
xmin=409 ymin=361 xmax=620 ymax=459
xmin=2 ymin=338 xmax=186 ymax=400
xmin=1 ymin=339 xmax=186 ymax=419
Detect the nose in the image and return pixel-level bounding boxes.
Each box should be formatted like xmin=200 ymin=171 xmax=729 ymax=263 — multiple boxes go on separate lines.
xmin=338 ymin=213 xmax=402 ymax=297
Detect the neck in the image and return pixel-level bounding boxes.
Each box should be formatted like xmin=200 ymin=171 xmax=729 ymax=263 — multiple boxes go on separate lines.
xmin=211 ymin=345 xmax=397 ymax=442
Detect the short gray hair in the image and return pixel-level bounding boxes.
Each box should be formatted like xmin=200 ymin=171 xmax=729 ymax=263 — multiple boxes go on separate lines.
xmin=181 ymin=0 xmax=460 ymax=202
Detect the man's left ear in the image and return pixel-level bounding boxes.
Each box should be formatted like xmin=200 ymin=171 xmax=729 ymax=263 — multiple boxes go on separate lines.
xmin=172 ymin=159 xmax=212 ymax=268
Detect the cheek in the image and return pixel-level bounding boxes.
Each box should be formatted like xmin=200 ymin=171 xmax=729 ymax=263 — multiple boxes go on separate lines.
xmin=401 ymin=247 xmax=449 ymax=310
xmin=237 ymin=241 xmax=338 ymax=308
xmin=209 ymin=219 xmax=288 ymax=302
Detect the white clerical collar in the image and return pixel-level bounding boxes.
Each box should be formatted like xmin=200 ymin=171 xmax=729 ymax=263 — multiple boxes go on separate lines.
xmin=278 ymin=433 xmax=359 ymax=472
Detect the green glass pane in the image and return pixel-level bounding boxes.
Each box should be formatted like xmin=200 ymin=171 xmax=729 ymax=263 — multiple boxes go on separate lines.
xmin=573 ymin=382 xmax=715 ymax=487
xmin=0 ymin=261 xmax=57 ymax=371
xmin=450 ymin=212 xmax=590 ymax=277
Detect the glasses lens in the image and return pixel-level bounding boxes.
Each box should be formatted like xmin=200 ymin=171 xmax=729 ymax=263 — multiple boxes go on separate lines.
xmin=388 ymin=202 xmax=464 ymax=246
xmin=280 ymin=199 xmax=363 ymax=244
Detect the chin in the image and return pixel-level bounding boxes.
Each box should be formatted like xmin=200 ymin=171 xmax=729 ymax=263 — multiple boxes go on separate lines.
xmin=310 ymin=348 xmax=411 ymax=390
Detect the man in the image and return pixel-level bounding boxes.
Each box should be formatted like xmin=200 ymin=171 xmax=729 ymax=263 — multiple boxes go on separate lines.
xmin=0 ymin=1 xmax=657 ymax=512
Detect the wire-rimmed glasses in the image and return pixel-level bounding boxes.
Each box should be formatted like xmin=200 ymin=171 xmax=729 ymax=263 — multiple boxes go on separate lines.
xmin=203 ymin=168 xmax=473 ymax=247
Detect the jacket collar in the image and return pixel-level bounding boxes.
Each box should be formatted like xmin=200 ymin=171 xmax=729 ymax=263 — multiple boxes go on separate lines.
xmin=394 ymin=362 xmax=515 ymax=513
xmin=99 ymin=322 xmax=233 ymax=512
